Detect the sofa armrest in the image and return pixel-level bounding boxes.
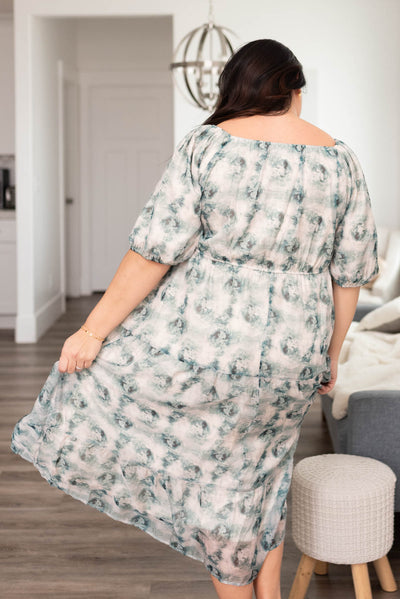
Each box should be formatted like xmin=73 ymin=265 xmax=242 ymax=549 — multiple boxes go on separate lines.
xmin=347 ymin=390 xmax=400 ymax=508
xmin=353 ymin=303 xmax=380 ymax=322
xmin=347 ymin=390 xmax=400 ymax=454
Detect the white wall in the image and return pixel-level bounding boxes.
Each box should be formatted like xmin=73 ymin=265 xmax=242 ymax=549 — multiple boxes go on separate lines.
xmin=31 ymin=17 xmax=77 ymax=314
xmin=14 ymin=16 xmax=77 ymax=341
xmin=0 ymin=15 xmax=14 ymax=153
xmin=0 ymin=0 xmax=12 ymax=12
xmin=12 ymin=0 xmax=400 ymax=342
xmin=76 ymin=16 xmax=172 ymax=71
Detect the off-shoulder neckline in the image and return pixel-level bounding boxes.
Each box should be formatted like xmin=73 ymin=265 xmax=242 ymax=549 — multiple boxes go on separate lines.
xmin=202 ymin=123 xmax=342 ymax=149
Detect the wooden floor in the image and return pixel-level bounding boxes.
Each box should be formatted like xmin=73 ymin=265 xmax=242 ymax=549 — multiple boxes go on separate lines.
xmin=1 ymin=294 xmax=399 ymax=598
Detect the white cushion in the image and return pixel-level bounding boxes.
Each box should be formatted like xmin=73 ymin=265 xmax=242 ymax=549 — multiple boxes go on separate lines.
xmin=355 ymin=296 xmax=400 ymax=333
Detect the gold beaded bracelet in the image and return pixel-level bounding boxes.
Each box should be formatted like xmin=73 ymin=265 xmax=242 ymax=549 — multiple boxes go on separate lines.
xmin=80 ymin=325 xmax=105 ymax=342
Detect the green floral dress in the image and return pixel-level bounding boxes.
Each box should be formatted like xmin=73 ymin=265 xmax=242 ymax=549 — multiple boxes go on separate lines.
xmin=10 ymin=124 xmax=379 ymax=586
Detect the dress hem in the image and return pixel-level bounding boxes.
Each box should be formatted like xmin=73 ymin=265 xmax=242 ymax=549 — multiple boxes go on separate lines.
xmin=10 ymin=438 xmax=285 ymax=587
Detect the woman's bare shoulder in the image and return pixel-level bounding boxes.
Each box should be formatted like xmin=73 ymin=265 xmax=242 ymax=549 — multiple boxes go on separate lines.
xmin=214 ymin=116 xmax=336 ymax=146
xmin=298 ymin=119 xmax=335 ymax=146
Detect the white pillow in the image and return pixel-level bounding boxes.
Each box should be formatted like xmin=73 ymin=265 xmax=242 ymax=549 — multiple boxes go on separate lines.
xmin=355 ymin=296 xmax=400 ymax=333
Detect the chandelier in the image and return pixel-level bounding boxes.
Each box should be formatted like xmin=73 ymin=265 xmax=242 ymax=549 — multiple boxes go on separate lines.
xmin=169 ymin=0 xmax=240 ymax=112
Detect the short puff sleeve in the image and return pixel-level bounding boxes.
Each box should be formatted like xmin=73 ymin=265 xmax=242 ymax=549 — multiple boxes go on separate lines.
xmin=128 ymin=128 xmax=203 ymax=265
xmin=329 ymin=142 xmax=380 ymax=287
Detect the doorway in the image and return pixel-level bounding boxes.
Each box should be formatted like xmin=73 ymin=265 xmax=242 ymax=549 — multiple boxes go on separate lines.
xmin=79 ymin=69 xmax=173 ymax=293
xmin=16 ymin=15 xmax=174 ymax=342
xmin=61 ymin=17 xmax=174 ymax=296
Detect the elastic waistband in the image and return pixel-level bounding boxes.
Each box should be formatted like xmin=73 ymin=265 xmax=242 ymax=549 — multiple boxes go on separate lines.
xmin=194 ymin=248 xmax=329 ymax=276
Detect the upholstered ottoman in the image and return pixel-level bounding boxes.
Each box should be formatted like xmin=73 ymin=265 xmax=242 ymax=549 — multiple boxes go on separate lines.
xmin=289 ymin=454 xmax=398 ymax=599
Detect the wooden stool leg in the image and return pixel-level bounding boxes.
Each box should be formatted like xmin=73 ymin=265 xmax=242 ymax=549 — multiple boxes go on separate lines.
xmin=288 ymin=553 xmax=317 ymax=599
xmin=351 ymin=563 xmax=373 ymax=599
xmin=372 ymin=555 xmax=398 ymax=592
xmin=314 ymin=559 xmax=328 ymax=575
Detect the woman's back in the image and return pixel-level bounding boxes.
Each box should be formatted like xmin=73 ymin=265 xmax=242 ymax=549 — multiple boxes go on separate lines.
xmin=195 ymin=123 xmax=347 ymax=272
xmin=127 ymin=123 xmax=379 ymax=382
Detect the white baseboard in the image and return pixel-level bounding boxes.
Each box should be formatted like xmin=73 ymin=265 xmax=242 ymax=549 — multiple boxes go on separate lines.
xmin=15 ymin=292 xmax=64 ymax=343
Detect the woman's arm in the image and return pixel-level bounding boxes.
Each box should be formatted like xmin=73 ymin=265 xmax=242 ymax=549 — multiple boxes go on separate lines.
xmin=58 ymin=250 xmax=171 ymax=374
xmin=328 ymin=282 xmax=360 ymax=359
xmin=317 ymin=280 xmax=360 ymax=394
xmin=84 ymin=249 xmax=171 ymax=338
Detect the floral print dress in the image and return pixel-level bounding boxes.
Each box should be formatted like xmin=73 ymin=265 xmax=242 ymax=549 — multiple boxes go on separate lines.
xmin=10 ymin=123 xmax=379 ymax=586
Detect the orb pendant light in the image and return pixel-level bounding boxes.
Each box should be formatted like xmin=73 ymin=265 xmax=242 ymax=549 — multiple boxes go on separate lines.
xmin=170 ymin=0 xmax=240 ymax=111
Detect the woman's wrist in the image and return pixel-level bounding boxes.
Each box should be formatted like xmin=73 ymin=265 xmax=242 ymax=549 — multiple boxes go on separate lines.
xmin=79 ymin=323 xmax=105 ymax=342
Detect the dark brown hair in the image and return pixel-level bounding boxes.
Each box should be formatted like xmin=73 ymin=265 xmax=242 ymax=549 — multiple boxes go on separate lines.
xmin=202 ymin=39 xmax=306 ymax=126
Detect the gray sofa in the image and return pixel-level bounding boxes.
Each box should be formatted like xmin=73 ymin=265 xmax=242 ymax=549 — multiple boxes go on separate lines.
xmin=320 ymin=307 xmax=400 ymax=513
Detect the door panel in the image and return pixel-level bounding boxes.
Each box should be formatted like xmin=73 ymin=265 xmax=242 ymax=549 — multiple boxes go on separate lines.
xmin=89 ymin=84 xmax=173 ymax=291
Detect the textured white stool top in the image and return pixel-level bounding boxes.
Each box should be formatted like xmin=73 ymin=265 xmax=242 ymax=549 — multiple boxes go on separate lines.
xmin=291 ymin=453 xmax=397 ymax=563
xmin=294 ymin=453 xmax=396 ymax=498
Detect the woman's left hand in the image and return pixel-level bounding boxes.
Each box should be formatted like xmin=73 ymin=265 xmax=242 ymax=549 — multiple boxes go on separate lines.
xmin=58 ymin=329 xmax=103 ymax=374
xmin=317 ymin=356 xmax=338 ymax=395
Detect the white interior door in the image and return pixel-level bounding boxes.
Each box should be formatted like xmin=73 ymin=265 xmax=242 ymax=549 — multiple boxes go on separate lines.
xmin=85 ymin=77 xmax=173 ymax=291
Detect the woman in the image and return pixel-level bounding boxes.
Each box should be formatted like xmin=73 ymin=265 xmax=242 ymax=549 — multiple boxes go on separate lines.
xmin=10 ymin=39 xmax=379 ymax=599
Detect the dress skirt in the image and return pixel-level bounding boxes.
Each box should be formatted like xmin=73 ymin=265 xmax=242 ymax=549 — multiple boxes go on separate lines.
xmin=10 ymin=327 xmax=327 ymax=586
